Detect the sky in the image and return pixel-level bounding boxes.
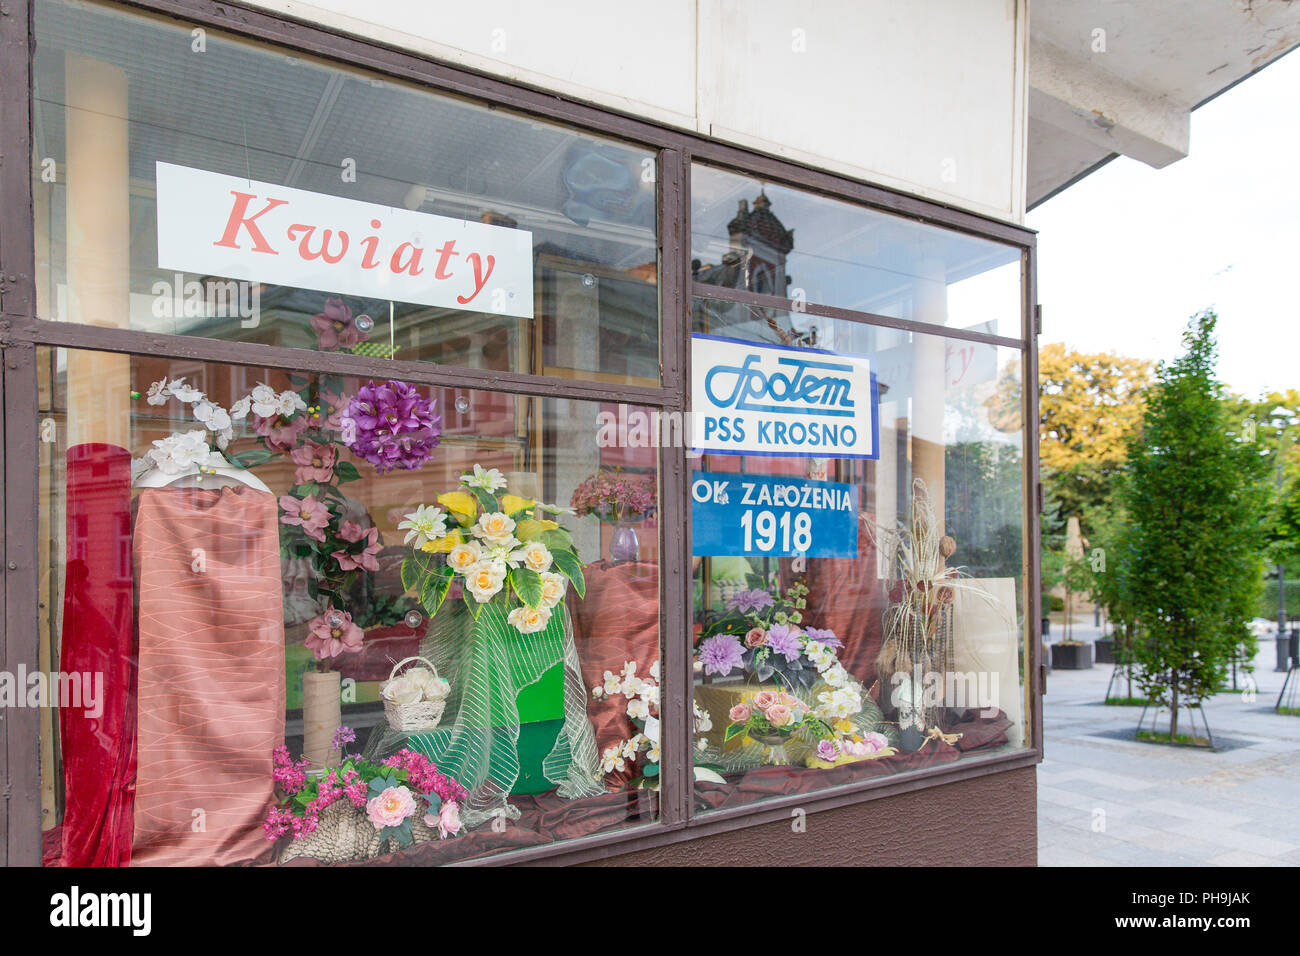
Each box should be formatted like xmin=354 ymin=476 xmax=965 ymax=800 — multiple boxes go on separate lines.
xmin=1025 ymin=47 xmax=1300 ymax=401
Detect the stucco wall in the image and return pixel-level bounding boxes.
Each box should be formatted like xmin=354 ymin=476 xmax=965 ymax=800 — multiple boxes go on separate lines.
xmin=237 ymin=0 xmax=1029 ymax=222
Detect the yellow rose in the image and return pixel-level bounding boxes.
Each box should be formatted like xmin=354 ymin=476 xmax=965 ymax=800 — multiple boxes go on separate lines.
xmin=421 ymin=529 xmax=464 ymax=554
xmin=499 ymin=494 xmax=535 ymax=515
xmin=437 ymin=491 xmax=478 ymax=523
xmin=514 ymin=518 xmax=559 ymax=541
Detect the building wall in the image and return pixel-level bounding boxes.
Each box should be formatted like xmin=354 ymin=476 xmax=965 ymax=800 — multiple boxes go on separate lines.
xmin=585 ymin=766 xmax=1039 ymax=866
xmin=240 ymin=0 xmax=1030 ymax=222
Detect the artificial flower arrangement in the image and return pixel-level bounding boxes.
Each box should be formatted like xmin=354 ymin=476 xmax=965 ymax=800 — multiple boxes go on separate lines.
xmin=569 ymin=467 xmax=657 ymax=523
xmin=723 ymin=689 xmax=831 ymax=745
xmin=696 ymin=581 xmax=865 ymax=726
xmin=590 ymin=659 xmax=720 ymax=788
xmin=265 ymin=727 xmax=467 ymax=860
xmin=805 ymin=732 xmax=898 ymax=769
xmin=398 ymin=464 xmax=586 ymax=629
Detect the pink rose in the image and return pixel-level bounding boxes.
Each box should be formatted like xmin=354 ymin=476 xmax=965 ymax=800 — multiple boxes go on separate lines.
xmin=765 ymin=704 xmax=793 ymax=728
xmin=437 ymin=800 xmax=462 ymax=839
xmin=366 ymin=785 xmax=416 ymax=829
xmin=776 ymin=692 xmax=801 ymax=710
xmin=744 ymin=627 xmax=767 ymax=648
xmin=861 ymin=732 xmax=890 ymax=754
xmin=728 ymin=702 xmax=751 ymax=723
xmin=753 ymin=691 xmax=777 ymax=712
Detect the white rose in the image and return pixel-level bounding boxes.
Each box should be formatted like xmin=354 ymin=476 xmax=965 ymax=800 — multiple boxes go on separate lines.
xmin=464 ymin=561 xmax=507 ymax=602
xmin=384 ymin=675 xmax=422 ymax=706
xmin=447 ymin=539 xmax=484 ymax=574
xmin=513 ymin=541 xmax=553 ymax=573
xmin=507 ymin=603 xmax=550 ymax=634
xmin=539 ymin=572 xmax=567 ymax=608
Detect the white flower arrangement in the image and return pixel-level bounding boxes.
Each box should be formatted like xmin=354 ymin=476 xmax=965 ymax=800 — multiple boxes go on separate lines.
xmin=591 ymin=659 xmax=711 ymax=785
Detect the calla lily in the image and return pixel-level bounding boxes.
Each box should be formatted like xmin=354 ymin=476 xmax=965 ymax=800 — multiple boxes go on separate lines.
xmin=437 ymin=491 xmax=478 ymax=522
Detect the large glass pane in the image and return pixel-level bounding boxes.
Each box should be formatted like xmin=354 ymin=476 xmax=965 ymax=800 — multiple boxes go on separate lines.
xmin=691 ymin=164 xmax=1022 ymax=338
xmin=36 ymin=346 xmax=661 ymax=865
xmin=33 ymin=0 xmax=660 ymax=385
xmin=689 ymin=298 xmax=1028 ymax=812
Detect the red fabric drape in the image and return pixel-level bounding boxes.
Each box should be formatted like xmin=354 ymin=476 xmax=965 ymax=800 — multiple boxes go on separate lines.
xmin=56 ymin=443 xmax=139 ymax=867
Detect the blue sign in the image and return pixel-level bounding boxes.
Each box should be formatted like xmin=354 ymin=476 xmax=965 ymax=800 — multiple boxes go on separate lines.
xmin=691 ymin=471 xmax=859 ymax=558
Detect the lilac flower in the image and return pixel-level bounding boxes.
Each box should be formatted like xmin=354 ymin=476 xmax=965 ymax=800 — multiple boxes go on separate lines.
xmin=343 ymin=380 xmax=441 ymax=474
xmin=727 ymin=589 xmax=775 ymax=614
xmin=764 ymin=624 xmax=803 ymax=662
xmin=805 ymin=627 xmax=843 ymax=649
xmin=699 ymin=634 xmax=745 ymax=677
xmin=332 ymin=725 xmax=357 ymax=753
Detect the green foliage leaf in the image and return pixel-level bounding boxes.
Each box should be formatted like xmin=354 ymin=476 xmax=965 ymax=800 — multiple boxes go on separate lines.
xmin=228 ymin=447 xmax=278 ymax=469
xmin=401 ymin=552 xmax=437 ymax=593
xmin=468 ymin=486 xmax=499 ymax=515
xmin=723 ymin=723 xmax=744 ymax=742
xmin=539 ymin=528 xmax=576 ymax=554
xmin=420 ymin=565 xmax=454 ymax=617
xmin=550 ymin=547 xmax=585 ymax=599
xmin=334 ymin=461 xmax=361 ymax=483
xmin=510 ymin=566 xmax=543 ymax=609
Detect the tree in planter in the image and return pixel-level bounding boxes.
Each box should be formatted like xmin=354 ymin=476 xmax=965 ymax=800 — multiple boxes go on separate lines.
xmin=1123 ymin=311 xmax=1269 ymax=739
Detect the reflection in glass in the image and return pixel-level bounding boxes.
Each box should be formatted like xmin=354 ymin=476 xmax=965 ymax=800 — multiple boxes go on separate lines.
xmin=691 ymin=164 xmax=1022 ymax=338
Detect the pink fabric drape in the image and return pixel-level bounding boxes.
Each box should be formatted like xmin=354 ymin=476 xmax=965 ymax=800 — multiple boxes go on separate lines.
xmin=131 ymin=484 xmax=285 ymax=866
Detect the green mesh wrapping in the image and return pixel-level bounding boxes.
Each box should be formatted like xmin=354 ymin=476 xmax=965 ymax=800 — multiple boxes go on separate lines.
xmin=364 ymin=600 xmax=602 ymax=828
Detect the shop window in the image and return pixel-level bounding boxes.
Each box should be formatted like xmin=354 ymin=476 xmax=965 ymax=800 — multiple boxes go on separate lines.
xmin=32 ymin=0 xmax=660 ymax=385
xmin=688 ymin=297 xmax=1029 ymax=810
xmin=691 ymin=165 xmax=1023 ymax=339
xmin=36 ymin=346 xmax=662 ymax=865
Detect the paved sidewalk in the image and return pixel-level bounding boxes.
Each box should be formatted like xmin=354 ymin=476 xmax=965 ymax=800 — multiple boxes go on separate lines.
xmin=1038 ymin=621 xmax=1300 ymax=866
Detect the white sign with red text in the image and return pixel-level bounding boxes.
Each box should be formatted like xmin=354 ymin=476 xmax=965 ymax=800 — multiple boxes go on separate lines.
xmin=154 ymin=162 xmax=534 ymax=318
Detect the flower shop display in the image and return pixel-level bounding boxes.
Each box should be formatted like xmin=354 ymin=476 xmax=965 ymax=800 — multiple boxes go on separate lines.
xmin=570 ymin=467 xmax=656 ymax=563
xmin=381 ymin=656 xmax=451 ymax=732
xmin=135 ymin=335 xmax=440 ymax=768
xmin=694 ymin=580 xmax=897 ymax=767
xmin=867 ymin=478 xmax=997 ymax=751
xmin=364 ymin=464 xmax=604 ymax=826
xmin=268 ymin=732 xmax=467 ymax=864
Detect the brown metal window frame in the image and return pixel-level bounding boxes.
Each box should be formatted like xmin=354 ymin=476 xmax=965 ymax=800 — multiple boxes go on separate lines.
xmin=0 ymin=0 xmax=1041 ymax=868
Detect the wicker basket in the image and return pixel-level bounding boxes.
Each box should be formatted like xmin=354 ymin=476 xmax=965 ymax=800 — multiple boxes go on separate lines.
xmin=278 ymin=800 xmax=383 ymax=865
xmin=381 ymin=656 xmax=449 ymax=733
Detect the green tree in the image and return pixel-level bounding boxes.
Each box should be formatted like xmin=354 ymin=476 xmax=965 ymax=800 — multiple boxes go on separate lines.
xmin=1123 ymin=311 xmax=1269 ymax=737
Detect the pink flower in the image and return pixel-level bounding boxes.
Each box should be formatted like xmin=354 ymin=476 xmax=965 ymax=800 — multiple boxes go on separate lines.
xmin=365 ymin=785 xmax=417 ymax=829
xmin=753 ymin=691 xmax=777 ymax=713
xmin=280 ymin=494 xmax=331 ymax=542
xmin=311 ymin=297 xmax=370 ymax=351
xmin=291 ymin=440 xmax=337 ymax=484
xmin=765 ymin=704 xmax=793 ymax=728
xmin=305 ymin=607 xmax=364 ymax=660
xmin=435 ymin=800 xmax=462 ymax=839
xmin=861 ymin=732 xmax=891 ymax=754
xmin=254 ymin=411 xmax=309 ymax=452
xmin=744 ymin=627 xmax=767 ymax=648
xmin=728 ymin=702 xmax=751 ymax=723
xmin=776 ymin=692 xmax=801 ymax=710
xmin=332 ymin=524 xmax=381 ymax=572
